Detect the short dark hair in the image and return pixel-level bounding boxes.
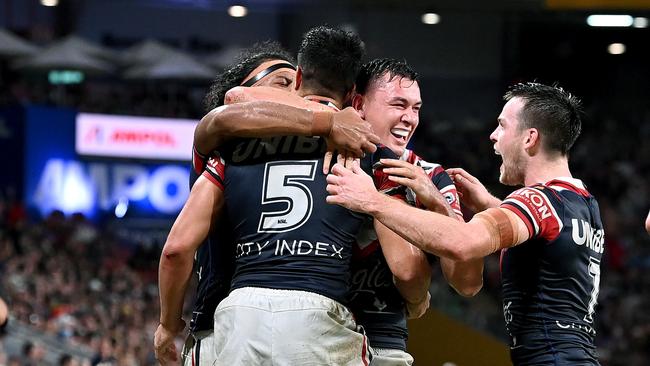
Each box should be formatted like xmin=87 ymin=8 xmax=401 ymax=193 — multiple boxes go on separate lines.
xmin=356 ymin=58 xmax=419 ymax=95
xmin=203 ymin=41 xmax=295 ymax=111
xmin=504 ymin=82 xmax=583 ymax=156
xmin=297 ymin=26 xmax=365 ymax=100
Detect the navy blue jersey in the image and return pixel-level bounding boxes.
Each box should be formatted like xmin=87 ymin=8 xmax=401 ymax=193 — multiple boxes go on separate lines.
xmin=188 ymin=153 xmax=234 ymax=333
xmin=212 ymin=135 xmax=397 ymax=305
xmin=349 ymin=149 xmax=462 ymax=350
xmin=500 ymin=177 xmax=603 ymax=365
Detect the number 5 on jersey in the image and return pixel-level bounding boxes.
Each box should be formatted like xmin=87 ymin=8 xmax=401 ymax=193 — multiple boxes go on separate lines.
xmin=258 ymin=161 xmax=318 ymax=233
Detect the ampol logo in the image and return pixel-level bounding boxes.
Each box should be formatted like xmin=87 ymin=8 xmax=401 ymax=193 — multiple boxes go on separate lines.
xmin=84 ymin=125 xmax=104 ymax=144
xmin=110 ymin=129 xmax=176 ymax=147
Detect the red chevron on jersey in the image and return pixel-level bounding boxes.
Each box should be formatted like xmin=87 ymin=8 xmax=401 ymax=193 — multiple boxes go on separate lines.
xmin=501 ymin=186 xmax=563 ymax=241
xmin=201 ymin=155 xmax=226 ymax=191
xmin=372 ymin=166 xmax=395 ymax=193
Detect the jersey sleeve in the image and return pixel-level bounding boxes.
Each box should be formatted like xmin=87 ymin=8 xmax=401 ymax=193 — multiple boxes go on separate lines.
xmin=428 ymin=167 xmax=463 ymax=220
xmin=201 ymin=154 xmax=226 ymax=191
xmin=192 ymin=145 xmax=209 ymax=175
xmin=362 ymin=145 xmax=404 ymax=195
xmin=500 ymin=186 xmax=563 ymax=242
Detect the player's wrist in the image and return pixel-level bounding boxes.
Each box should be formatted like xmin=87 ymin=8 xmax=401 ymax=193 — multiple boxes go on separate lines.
xmin=366 ymin=192 xmax=390 ymax=217
xmin=159 ymin=318 xmax=185 ymax=333
xmin=482 ymin=194 xmax=502 ymax=211
xmin=405 ymin=291 xmax=429 ymax=306
xmin=311 ymin=111 xmax=333 ymax=137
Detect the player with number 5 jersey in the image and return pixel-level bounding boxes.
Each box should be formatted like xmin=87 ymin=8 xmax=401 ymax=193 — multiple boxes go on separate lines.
xmin=202 ymin=26 xmax=393 ymax=365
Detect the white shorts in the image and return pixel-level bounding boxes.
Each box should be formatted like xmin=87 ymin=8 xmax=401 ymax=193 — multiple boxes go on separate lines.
xmin=370 ymin=347 xmax=414 ymax=366
xmin=181 ymin=330 xmax=216 ymax=366
xmin=212 ymin=287 xmax=371 ymax=366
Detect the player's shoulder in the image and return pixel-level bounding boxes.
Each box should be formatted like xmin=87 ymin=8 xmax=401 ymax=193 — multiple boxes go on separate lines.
xmin=501 ymin=184 xmax=565 ymax=240
xmin=503 ymin=185 xmax=561 ymax=209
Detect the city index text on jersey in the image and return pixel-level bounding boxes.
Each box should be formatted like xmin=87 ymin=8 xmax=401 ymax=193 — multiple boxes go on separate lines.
xmin=235 ymin=239 xmax=344 ymax=259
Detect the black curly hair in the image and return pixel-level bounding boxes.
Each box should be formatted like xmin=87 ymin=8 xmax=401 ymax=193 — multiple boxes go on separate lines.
xmin=203 ymin=41 xmax=295 ymax=112
xmin=297 ymin=26 xmax=365 ymax=100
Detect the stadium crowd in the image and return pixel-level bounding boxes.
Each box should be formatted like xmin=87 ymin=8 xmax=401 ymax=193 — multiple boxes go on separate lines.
xmin=0 ymin=205 xmax=165 ymax=365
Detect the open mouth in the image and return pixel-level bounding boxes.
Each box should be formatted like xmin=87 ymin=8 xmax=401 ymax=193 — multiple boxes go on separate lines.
xmin=390 ymin=128 xmax=410 ymax=142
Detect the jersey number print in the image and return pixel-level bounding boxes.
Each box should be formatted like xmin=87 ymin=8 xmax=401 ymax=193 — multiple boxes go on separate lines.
xmin=258 ymin=160 xmax=318 ymax=233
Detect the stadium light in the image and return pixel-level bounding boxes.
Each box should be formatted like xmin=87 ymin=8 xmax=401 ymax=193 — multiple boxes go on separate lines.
xmin=587 ymin=15 xmax=633 ymax=27
xmin=228 ymin=5 xmax=248 ymax=17
xmin=115 ymin=198 xmax=129 ymax=218
xmin=41 ymin=0 xmax=58 ymax=6
xmin=421 ymin=13 xmax=440 ymax=25
xmin=607 ymin=43 xmax=626 ymax=55
xmin=633 ymin=17 xmax=648 ymax=28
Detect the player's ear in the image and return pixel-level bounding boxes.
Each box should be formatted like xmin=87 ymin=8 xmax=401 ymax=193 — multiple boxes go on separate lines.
xmin=294 ymin=67 xmax=303 ymax=91
xmin=523 ymin=128 xmax=540 ymax=155
xmin=343 ymin=84 xmax=357 ymax=107
xmin=351 ymin=93 xmax=365 ymax=118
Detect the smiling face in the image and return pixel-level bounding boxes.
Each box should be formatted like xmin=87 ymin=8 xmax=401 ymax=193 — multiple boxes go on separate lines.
xmin=354 ymin=73 xmax=421 ymax=155
xmin=241 ymin=59 xmax=296 ymax=90
xmin=490 ymin=97 xmax=528 ymax=186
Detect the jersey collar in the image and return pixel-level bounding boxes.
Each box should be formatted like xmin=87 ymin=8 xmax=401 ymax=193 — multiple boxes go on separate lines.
xmin=545 ymin=177 xmax=590 ymax=197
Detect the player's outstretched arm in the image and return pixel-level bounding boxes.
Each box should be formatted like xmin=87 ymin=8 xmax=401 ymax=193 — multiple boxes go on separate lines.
xmin=155 ymin=176 xmax=224 ymax=364
xmin=374 ymin=219 xmax=431 ymax=319
xmin=326 ymin=163 xmax=529 ymax=261
xmin=194 ymin=86 xmax=379 ymax=159
xmin=446 ymin=168 xmax=502 ymax=213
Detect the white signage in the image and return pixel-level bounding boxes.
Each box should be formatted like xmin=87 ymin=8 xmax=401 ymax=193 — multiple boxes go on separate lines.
xmin=76 ymin=113 xmax=197 ymax=161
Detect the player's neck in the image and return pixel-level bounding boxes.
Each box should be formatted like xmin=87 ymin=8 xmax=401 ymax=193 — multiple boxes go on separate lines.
xmin=524 ymin=156 xmax=572 ymax=186
xmin=298 ymin=88 xmax=342 ymax=109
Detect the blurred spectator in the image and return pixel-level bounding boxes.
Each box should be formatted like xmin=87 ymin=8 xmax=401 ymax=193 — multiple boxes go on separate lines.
xmin=90 ymin=337 xmax=117 ymax=366
xmin=22 ymin=341 xmax=45 ymax=366
xmin=59 ymin=353 xmax=81 ymax=366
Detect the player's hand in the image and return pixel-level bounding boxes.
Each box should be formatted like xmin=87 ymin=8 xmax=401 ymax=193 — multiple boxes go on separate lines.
xmin=154 ymin=319 xmax=185 ymax=366
xmin=380 ymin=158 xmax=445 ymax=211
xmin=326 ymin=161 xmax=379 ymax=213
xmin=323 ymin=107 xmax=379 ymax=173
xmin=323 ymin=151 xmax=359 ymax=175
xmin=405 ymin=291 xmax=430 ymax=319
xmin=446 ymin=168 xmax=501 ymax=213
